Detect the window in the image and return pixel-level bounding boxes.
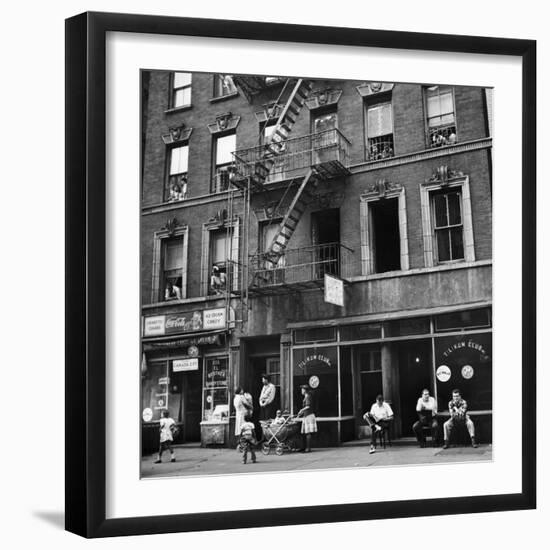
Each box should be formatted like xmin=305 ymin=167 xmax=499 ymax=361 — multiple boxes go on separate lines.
xmin=425 ymin=85 xmax=457 ymax=147
xmin=434 ymin=308 xmax=491 ymax=332
xmin=294 ymin=327 xmax=336 ymax=344
xmin=213 ymin=133 xmax=236 ymax=193
xmin=166 ymin=145 xmax=188 ymax=202
xmin=365 ymin=102 xmax=394 ymax=160
xmin=431 ymin=189 xmax=464 ymax=262
xmin=261 ymin=220 xmax=285 ymax=281
xmin=213 ymin=74 xmax=237 ymax=98
xmin=369 ymin=197 xmax=401 ymax=273
xmin=142 ymin=361 xmax=181 ymax=423
xmin=261 ymin=122 xmax=286 ymax=182
xmin=340 ymin=323 xmax=382 ymax=342
xmin=357 ymin=345 xmax=383 ymax=415
xmin=171 ymin=72 xmax=192 ymax=108
xmin=203 ymin=356 xmax=229 ymax=421
xmin=312 ymin=111 xmax=338 ymax=165
xmin=208 ymin=226 xmax=239 ymax=295
xmin=162 ymin=237 xmax=184 ymax=301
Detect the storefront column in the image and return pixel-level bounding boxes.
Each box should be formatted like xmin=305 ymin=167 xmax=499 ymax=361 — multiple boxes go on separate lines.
xmin=381 ymin=343 xmax=401 ymax=438
xmin=280 ymin=333 xmax=292 ymax=413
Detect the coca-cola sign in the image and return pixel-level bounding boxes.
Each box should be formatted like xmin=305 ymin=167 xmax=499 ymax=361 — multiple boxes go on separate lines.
xmin=165 ymin=311 xmax=203 ymax=334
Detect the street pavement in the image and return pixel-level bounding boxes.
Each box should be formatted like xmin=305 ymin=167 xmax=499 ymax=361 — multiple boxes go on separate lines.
xmin=141 ymin=441 xmax=492 ymax=478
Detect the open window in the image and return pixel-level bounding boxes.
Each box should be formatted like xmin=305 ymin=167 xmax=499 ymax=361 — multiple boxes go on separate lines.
xmin=369 ymin=197 xmax=401 ymax=273
xmin=166 ymin=144 xmax=188 ymax=202
xmin=425 ymin=85 xmax=457 ymax=148
xmin=162 ymin=237 xmax=184 ymax=301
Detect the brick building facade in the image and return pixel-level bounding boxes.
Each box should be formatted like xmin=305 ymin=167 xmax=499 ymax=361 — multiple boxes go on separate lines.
xmin=140 ymin=71 xmax=493 ymax=452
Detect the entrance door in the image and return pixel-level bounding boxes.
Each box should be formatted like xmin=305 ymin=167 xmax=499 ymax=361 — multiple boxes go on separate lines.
xmin=397 ymin=340 xmax=433 ymax=437
xmin=181 ymin=369 xmax=202 ymax=442
xmin=311 ymin=209 xmax=340 ymax=278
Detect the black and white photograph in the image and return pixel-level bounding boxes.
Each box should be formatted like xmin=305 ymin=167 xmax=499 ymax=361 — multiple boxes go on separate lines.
xmin=139 ymin=71 xmax=494 ymax=478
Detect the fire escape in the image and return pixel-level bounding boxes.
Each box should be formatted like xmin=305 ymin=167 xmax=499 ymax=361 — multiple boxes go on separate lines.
xmin=227 ymin=75 xmax=352 ymax=316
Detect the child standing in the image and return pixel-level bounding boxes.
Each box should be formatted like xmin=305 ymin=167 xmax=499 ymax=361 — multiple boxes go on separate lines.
xmin=239 ymin=413 xmax=257 ymax=464
xmin=154 ymin=410 xmax=176 ymax=464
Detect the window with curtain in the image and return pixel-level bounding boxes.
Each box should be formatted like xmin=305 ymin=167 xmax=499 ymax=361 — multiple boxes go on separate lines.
xmin=213 ymin=74 xmax=237 ymax=97
xmin=162 ymin=237 xmax=184 ymax=301
xmin=171 ymin=72 xmax=192 ymax=108
xmin=365 ymin=102 xmax=394 ymax=160
xmin=166 ymin=144 xmax=188 ymax=202
xmin=213 ymin=133 xmax=236 ymax=193
xmin=425 ymin=85 xmax=457 ymax=147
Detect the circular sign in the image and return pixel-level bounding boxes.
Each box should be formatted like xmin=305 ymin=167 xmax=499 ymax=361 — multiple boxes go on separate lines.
xmin=461 ymin=365 xmax=474 ymax=379
xmin=206 ymin=395 xmax=212 ymax=403
xmin=436 ymin=365 xmax=452 ymax=382
xmin=309 ymin=375 xmax=320 ymax=389
xmin=188 ymin=345 xmax=199 ymax=357
xmin=157 ymin=399 xmax=165 ymax=407
xmin=142 ymin=407 xmax=153 ymax=422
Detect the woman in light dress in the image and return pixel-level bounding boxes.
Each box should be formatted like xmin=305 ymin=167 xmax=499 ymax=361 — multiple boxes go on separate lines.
xmin=233 ymin=386 xmax=253 ymax=436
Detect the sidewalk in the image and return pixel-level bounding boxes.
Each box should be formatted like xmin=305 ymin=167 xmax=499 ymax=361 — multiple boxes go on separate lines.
xmin=141 ymin=441 xmax=492 ymax=478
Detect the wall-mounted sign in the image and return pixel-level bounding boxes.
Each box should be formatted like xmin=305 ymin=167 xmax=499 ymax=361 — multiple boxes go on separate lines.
xmin=143 ymin=334 xmax=222 ymax=351
xmin=461 ymin=365 xmax=474 ymax=379
xmin=143 ymin=315 xmax=166 ymax=337
xmin=309 ymin=375 xmax=320 ymax=389
xmin=442 ymin=340 xmax=489 ymax=360
xmin=436 ymin=365 xmax=451 ymax=382
xmin=324 ymin=274 xmax=344 ymax=307
xmin=173 ymin=358 xmax=199 ymax=372
xmin=203 ymin=308 xmax=226 ymax=329
xmin=188 ymin=345 xmax=199 ymax=357
xmin=143 ymin=307 xmax=227 ymax=337
xmin=142 ymin=407 xmax=153 ymax=422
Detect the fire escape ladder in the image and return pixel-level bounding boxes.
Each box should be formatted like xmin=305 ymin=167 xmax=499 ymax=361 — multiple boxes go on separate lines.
xmin=264 ymin=168 xmax=318 ymax=268
xmin=250 ymin=78 xmax=313 ymax=188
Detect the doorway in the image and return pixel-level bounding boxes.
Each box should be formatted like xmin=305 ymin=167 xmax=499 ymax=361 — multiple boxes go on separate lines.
xmin=180 ymin=369 xmax=202 ymax=442
xmin=397 ymin=340 xmax=433 ymax=437
xmin=369 ymin=198 xmax=401 ymax=273
xmin=311 ymin=208 xmax=340 ymax=278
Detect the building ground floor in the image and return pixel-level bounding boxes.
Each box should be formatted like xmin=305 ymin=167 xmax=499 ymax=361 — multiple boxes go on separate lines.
xmin=141 ymin=303 xmax=492 ymax=454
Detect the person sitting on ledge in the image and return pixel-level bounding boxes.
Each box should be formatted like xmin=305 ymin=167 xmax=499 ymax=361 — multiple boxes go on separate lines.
xmin=363 ymin=394 xmax=394 ymax=454
xmin=443 ymin=389 xmax=478 ymax=449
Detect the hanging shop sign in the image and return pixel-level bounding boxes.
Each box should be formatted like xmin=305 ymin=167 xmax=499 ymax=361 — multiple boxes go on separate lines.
xmin=173 ymin=358 xmax=199 ymax=372
xmin=324 ymin=273 xmax=344 ymax=307
xmin=143 ymin=308 xmax=227 ymax=337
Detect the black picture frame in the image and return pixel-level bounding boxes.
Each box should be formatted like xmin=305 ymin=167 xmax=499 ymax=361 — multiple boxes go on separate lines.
xmin=65 ymin=11 xmax=536 ymax=538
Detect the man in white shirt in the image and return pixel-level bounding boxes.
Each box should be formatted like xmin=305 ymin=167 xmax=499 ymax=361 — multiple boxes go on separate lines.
xmin=363 ymin=394 xmax=394 ymax=454
xmin=413 ymin=388 xmax=438 ymax=447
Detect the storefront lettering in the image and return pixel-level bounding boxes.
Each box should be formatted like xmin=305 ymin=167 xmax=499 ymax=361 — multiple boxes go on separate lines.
xmin=442 ymin=340 xmax=488 ymax=359
xmin=297 ymin=354 xmax=332 ymax=370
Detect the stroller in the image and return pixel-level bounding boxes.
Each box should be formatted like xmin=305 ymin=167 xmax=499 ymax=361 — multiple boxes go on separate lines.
xmin=260 ymin=414 xmax=301 ymax=456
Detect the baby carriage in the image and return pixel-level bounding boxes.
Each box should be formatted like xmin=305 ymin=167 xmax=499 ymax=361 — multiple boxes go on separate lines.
xmin=260 ymin=414 xmax=301 ymax=456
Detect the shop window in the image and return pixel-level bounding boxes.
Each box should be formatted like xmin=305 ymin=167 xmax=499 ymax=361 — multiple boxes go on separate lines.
xmin=365 ymin=102 xmax=394 ymax=160
xmin=162 ymin=237 xmax=184 ymax=301
xmin=294 ymin=327 xmax=336 ymax=344
xmin=166 ymin=144 xmax=188 ymax=202
xmin=357 ymin=346 xmax=382 ymax=413
xmin=340 ymin=323 xmax=382 ymax=342
xmin=386 ymin=317 xmax=431 ymax=337
xmin=170 ymin=72 xmax=192 ymax=109
xmin=212 ymin=132 xmax=236 ymax=193
xmin=213 ymin=74 xmax=237 ymax=98
xmin=432 ymin=189 xmax=464 ymax=262
xmin=435 ymin=308 xmax=491 ymax=332
xmin=141 ymin=360 xmax=182 ymax=423
xmin=340 ymin=347 xmax=354 ymax=416
xmin=434 ymin=333 xmax=492 ymax=411
xmin=425 ymin=85 xmax=457 ymax=148
xmin=369 ymin=197 xmax=401 ymax=273
xmin=293 ymin=346 xmax=339 ymax=417
xmin=203 ymin=356 xmax=229 ymax=421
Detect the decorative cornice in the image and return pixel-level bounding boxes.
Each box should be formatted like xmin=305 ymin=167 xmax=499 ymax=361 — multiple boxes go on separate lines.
xmin=161 ymin=217 xmax=179 ymax=236
xmin=356 ymin=82 xmax=394 ymax=98
xmin=425 ymin=165 xmax=465 ymax=185
xmin=361 ymin=178 xmax=403 ymax=199
xmin=304 ymin=89 xmax=343 ymax=110
xmin=161 ymin=124 xmax=193 ymax=145
xmin=207 ymin=112 xmax=241 ymax=134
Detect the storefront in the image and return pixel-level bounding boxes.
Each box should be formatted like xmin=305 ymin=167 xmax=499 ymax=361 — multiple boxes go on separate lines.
xmin=286 ymin=306 xmax=492 ymax=446
xmin=141 ymin=306 xmax=231 ymax=454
